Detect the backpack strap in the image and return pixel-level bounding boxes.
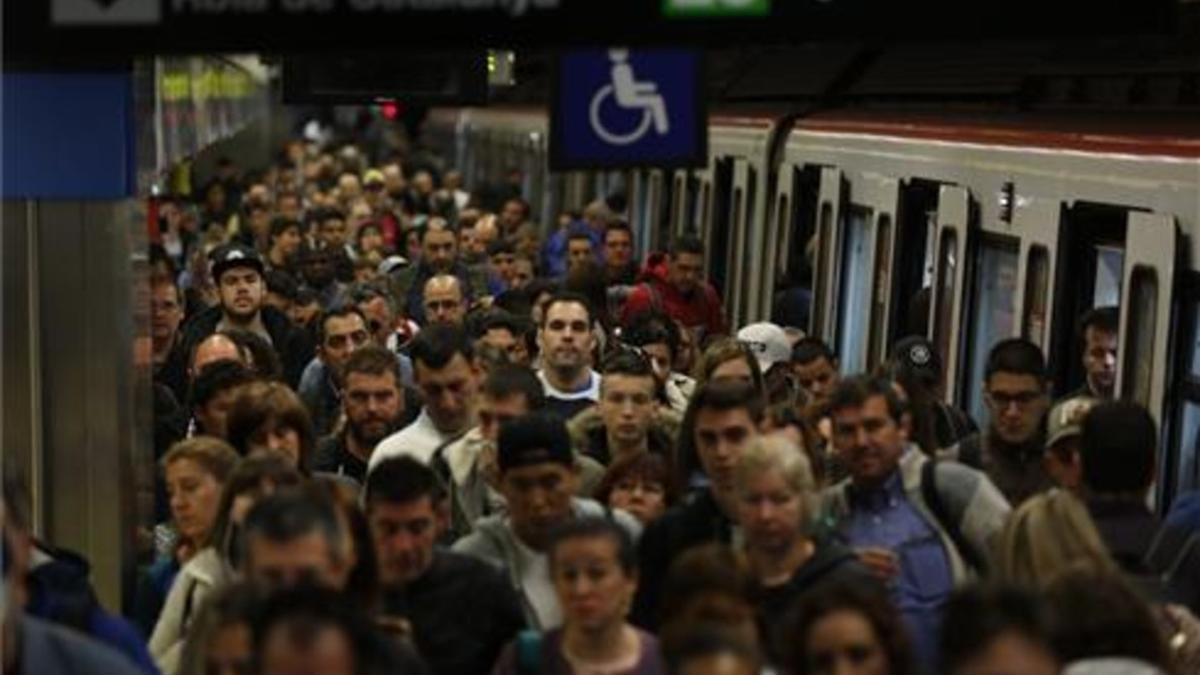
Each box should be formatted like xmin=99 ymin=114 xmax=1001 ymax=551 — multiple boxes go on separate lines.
xmin=955 ymin=434 xmax=983 ymax=469
xmin=920 ymin=459 xmax=987 ymax=574
xmin=643 ymin=282 xmax=663 ymax=314
xmin=516 ymin=629 xmax=543 ymax=675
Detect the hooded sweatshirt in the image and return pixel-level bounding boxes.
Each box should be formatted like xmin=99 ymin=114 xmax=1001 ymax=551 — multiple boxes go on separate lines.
xmin=619 ymin=253 xmax=727 ymax=342
xmin=451 ymin=498 xmax=642 ymax=630
xmin=753 ymin=540 xmax=878 ymax=662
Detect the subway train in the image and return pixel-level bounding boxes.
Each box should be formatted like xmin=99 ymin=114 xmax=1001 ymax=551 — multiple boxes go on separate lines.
xmin=422 ymin=103 xmax=1200 ymax=505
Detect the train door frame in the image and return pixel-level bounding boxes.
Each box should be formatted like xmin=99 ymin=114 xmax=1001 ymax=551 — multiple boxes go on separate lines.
xmin=892 ymin=179 xmax=939 ymax=343
xmin=851 ymin=175 xmax=901 ymax=373
xmin=766 ymin=163 xmax=820 ymax=333
xmin=1049 ymin=202 xmax=1129 ymax=397
xmin=669 ymin=169 xmax=689 ymax=237
xmin=763 ymin=162 xmax=797 ymax=329
xmin=930 ymin=185 xmax=978 ymax=406
xmin=1119 ymin=212 xmax=1180 ymax=422
xmin=728 ymin=159 xmax=756 ymax=324
xmin=812 ymin=167 xmax=847 ymax=347
xmin=1012 ymin=197 xmax=1063 ymax=352
xmin=1168 ymin=271 xmax=1200 ymax=503
xmin=703 ymin=159 xmax=732 ymax=304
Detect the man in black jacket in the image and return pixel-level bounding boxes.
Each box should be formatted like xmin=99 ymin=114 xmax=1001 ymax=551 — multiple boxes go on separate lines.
xmin=366 ymin=456 xmax=525 ymax=675
xmin=179 ymin=244 xmax=314 ymax=387
xmin=1080 ymin=401 xmax=1200 ymax=613
xmin=632 ymin=379 xmax=764 ymax=629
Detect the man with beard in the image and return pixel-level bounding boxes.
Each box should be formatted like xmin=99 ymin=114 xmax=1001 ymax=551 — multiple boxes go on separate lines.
xmin=620 ymin=235 xmax=728 ymax=343
xmin=313 ymin=346 xmax=406 ymax=484
xmin=389 ymin=218 xmax=488 ymax=325
xmin=298 ymin=305 xmax=371 ymax=438
xmin=603 ymin=221 xmax=639 ymax=286
xmin=1067 ymin=306 xmax=1118 ymax=400
xmin=152 ymin=276 xmax=188 ymax=403
xmin=180 ymin=244 xmax=314 ymax=387
xmin=537 ymin=291 xmax=601 ymax=421
xmin=940 ymin=339 xmax=1053 ymax=506
xmin=297 ymin=243 xmax=348 ymax=311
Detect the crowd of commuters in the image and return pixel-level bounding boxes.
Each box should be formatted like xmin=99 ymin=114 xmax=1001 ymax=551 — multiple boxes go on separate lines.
xmin=5 ymin=121 xmax=1200 ymax=675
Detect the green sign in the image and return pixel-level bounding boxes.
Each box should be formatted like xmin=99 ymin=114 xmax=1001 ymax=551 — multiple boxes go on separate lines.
xmin=663 ymin=0 xmax=771 ymax=17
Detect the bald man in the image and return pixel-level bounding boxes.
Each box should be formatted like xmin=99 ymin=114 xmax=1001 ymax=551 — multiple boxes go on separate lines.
xmin=189 ymin=332 xmax=245 ymax=379
xmin=423 ymin=274 xmax=467 ymax=327
xmin=474 ymin=214 xmax=500 ymax=252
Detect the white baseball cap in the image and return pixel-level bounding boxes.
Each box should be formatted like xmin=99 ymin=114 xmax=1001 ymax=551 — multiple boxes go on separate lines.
xmin=737 ymin=322 xmax=791 ymax=373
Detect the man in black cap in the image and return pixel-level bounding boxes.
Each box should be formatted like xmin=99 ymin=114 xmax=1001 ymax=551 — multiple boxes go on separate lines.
xmin=451 ymin=411 xmax=641 ymax=630
xmin=179 ymin=243 xmax=315 ymax=387
xmin=887 ymin=335 xmax=977 ymax=452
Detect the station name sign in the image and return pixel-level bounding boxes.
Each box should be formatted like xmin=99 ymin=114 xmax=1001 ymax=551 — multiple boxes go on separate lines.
xmin=165 ymin=0 xmax=564 ymax=18
xmin=6 ymin=0 xmax=1175 ymax=59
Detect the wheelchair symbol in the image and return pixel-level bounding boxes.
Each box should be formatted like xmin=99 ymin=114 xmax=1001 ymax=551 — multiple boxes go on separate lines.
xmin=589 ymin=49 xmax=671 ymax=146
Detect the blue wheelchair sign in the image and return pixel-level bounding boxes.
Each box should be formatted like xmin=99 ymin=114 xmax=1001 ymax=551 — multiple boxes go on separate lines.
xmin=551 ymin=48 xmax=706 ymax=170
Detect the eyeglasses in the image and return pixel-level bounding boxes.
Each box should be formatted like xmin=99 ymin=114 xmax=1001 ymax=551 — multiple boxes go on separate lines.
xmin=986 ymin=390 xmax=1043 ymax=409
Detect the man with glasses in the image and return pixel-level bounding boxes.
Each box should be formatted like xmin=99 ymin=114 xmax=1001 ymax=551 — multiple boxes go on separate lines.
xmin=298 ymin=305 xmax=371 ymax=438
xmin=822 ymin=376 xmax=1010 ymax=671
xmin=370 ymin=324 xmax=481 ymax=467
xmin=941 ymin=338 xmax=1053 ymax=505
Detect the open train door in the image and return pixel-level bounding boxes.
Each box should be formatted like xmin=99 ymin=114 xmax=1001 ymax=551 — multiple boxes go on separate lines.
xmin=811 ymin=167 xmax=845 ymax=346
xmin=1012 ymin=198 xmax=1063 ymax=352
xmin=855 ymin=176 xmax=901 ymax=373
xmin=1117 ymin=211 xmax=1179 ymax=430
xmin=930 ymin=185 xmax=974 ymax=406
xmin=725 ymin=158 xmax=756 ymax=327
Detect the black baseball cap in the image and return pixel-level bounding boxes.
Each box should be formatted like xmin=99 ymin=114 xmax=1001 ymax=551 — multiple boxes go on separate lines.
xmin=210 ymin=243 xmax=265 ymax=281
xmin=497 ymin=412 xmax=574 ymax=473
xmin=891 ymin=335 xmax=943 ymax=385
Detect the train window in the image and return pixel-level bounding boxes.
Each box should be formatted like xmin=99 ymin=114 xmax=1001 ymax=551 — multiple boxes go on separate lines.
xmin=813 ymin=202 xmax=833 ymax=338
xmin=1178 ymin=402 xmax=1200 ymax=496
xmin=838 ymin=208 xmax=873 ymax=374
xmin=1023 ymin=245 xmax=1051 ymax=348
xmin=1123 ymin=266 xmax=1158 ymax=406
xmin=869 ymin=214 xmax=893 ymax=372
xmin=1094 ymin=245 xmax=1124 ymax=308
xmin=965 ymin=238 xmax=1019 ymax=425
xmin=932 ymin=228 xmax=958 ymax=390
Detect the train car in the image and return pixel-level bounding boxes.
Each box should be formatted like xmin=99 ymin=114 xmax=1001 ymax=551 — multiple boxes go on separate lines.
xmin=425 ymin=104 xmax=1200 ymax=505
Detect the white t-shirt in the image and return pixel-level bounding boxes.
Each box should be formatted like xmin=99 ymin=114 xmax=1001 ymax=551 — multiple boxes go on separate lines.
xmin=368 ymin=409 xmax=455 ymax=469
xmin=513 ymin=534 xmax=562 ymax=630
xmin=538 ymin=369 xmax=601 ymax=403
